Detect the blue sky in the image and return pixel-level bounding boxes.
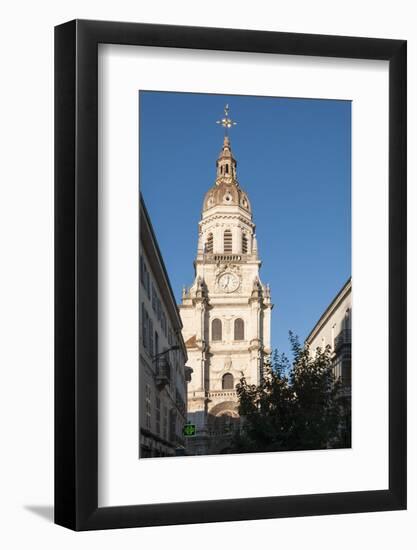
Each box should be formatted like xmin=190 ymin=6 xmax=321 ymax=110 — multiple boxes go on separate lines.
xmin=140 ymin=91 xmax=351 ymax=358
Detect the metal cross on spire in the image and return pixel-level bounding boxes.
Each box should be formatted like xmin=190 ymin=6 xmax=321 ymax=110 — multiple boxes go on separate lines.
xmin=216 ymin=104 xmax=237 ymax=135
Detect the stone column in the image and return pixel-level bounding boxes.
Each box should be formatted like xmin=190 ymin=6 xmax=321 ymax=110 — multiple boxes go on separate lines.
xmin=232 ymin=224 xmax=240 ymax=254
xmin=263 ymin=304 xmax=272 ymax=354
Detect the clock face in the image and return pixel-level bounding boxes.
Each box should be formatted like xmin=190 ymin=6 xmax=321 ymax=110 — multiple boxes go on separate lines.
xmin=218 ymin=272 xmax=239 ymax=293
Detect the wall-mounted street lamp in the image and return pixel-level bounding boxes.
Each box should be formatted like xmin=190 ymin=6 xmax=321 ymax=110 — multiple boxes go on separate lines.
xmin=152 ymin=345 xmax=180 ymax=362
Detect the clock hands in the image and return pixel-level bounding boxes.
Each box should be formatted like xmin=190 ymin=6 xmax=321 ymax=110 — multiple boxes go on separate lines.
xmin=220 ymin=273 xmax=238 ymax=292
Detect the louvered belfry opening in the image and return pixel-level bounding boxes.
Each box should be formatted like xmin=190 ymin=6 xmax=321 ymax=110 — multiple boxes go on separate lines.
xmin=224 ymin=229 xmax=232 ymax=253
xmin=242 ymin=233 xmax=248 ymax=253
xmin=206 ymin=233 xmax=213 ymax=253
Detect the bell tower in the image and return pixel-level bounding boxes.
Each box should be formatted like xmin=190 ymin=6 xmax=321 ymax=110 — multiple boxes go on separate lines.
xmin=180 ymin=106 xmax=273 ymax=455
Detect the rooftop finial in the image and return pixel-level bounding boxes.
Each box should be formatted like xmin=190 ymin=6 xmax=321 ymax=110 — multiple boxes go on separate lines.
xmin=216 ymin=104 xmax=237 ymax=136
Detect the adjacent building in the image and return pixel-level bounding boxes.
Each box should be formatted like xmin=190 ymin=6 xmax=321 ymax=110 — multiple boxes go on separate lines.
xmin=179 ymin=131 xmax=273 ymax=455
xmin=305 ymin=278 xmax=352 ymax=389
xmin=139 ymin=196 xmax=192 ymax=458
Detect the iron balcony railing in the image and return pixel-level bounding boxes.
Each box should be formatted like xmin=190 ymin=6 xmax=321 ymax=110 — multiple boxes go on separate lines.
xmin=155 ymin=357 xmax=171 ymax=388
xmin=334 ymin=329 xmax=351 ymax=351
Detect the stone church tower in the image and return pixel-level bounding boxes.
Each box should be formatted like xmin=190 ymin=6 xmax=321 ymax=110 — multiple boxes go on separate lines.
xmin=180 ymin=113 xmax=273 ymax=455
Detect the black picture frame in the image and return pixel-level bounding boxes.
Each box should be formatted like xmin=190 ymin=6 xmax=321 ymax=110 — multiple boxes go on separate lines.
xmin=55 ymin=19 xmax=407 ymax=531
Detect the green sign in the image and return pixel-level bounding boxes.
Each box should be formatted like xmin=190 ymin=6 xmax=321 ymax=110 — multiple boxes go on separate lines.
xmin=183 ymin=424 xmax=196 ymax=437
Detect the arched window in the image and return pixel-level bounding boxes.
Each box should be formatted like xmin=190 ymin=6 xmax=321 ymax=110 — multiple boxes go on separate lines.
xmin=242 ymin=233 xmax=248 ymax=253
xmin=343 ymin=308 xmax=352 ymax=330
xmin=222 ymin=373 xmax=234 ymax=390
xmin=212 ymin=319 xmax=222 ymax=341
xmin=234 ymin=318 xmax=244 ymax=340
xmin=205 ymin=233 xmax=213 ymax=253
xmin=224 ymin=229 xmax=232 ymax=253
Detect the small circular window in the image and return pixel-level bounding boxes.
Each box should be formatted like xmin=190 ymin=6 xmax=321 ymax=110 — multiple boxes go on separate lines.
xmin=224 ymin=193 xmax=232 ymax=203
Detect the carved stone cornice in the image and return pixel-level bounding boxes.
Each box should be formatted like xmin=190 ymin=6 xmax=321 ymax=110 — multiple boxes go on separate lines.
xmin=200 ymin=214 xmax=255 ymax=228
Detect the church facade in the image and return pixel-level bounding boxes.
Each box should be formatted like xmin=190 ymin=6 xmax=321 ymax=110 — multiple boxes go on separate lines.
xmin=180 ymin=123 xmax=273 ymax=455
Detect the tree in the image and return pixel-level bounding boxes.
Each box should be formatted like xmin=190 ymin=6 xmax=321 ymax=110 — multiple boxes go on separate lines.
xmin=232 ymin=332 xmax=350 ymax=453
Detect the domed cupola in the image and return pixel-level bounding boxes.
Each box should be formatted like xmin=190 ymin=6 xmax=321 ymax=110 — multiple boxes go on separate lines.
xmin=203 ymin=177 xmax=252 ymax=214
xmin=203 ymin=109 xmax=252 ymax=215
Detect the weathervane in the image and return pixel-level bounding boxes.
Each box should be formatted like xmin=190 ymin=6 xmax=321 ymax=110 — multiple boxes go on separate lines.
xmin=216 ymin=104 xmax=237 ymax=135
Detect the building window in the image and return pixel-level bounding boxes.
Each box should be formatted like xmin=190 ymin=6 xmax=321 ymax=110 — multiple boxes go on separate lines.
xmin=162 ymin=405 xmax=168 ymax=441
xmin=242 ymin=233 xmax=248 ymax=253
xmin=157 ymin=297 xmax=161 ymax=322
xmin=343 ymin=308 xmax=352 ymax=330
xmin=146 ymin=269 xmax=150 ymax=299
xmin=145 ymin=384 xmax=151 ymax=429
xmin=140 ymin=255 xmax=145 ymax=286
xmin=161 ymin=311 xmax=167 ymax=336
xmin=212 ymin=318 xmax=222 ymax=341
xmin=333 ymin=353 xmax=351 ymax=387
xmin=224 ymin=229 xmax=232 ymax=253
xmin=151 ymin=283 xmax=157 ymax=312
xmin=141 ymin=303 xmax=148 ymax=349
xmin=234 ymin=318 xmax=244 ymax=340
xmin=154 ymin=331 xmax=159 ymax=357
xmin=140 ymin=256 xmax=151 ymax=299
xmin=206 ymin=233 xmax=213 ymax=253
xmin=222 ymin=373 xmax=234 ymax=390
xmin=169 ymin=409 xmax=176 ymax=441
xmin=225 ymin=164 xmax=229 ymax=174
xmin=342 ymin=359 xmax=351 ymax=386
xmin=149 ymin=318 xmax=154 ymax=354
xmin=155 ymin=396 xmax=160 ymax=435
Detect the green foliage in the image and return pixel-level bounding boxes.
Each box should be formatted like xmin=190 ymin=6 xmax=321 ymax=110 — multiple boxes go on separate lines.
xmin=232 ymin=332 xmax=351 ymax=453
